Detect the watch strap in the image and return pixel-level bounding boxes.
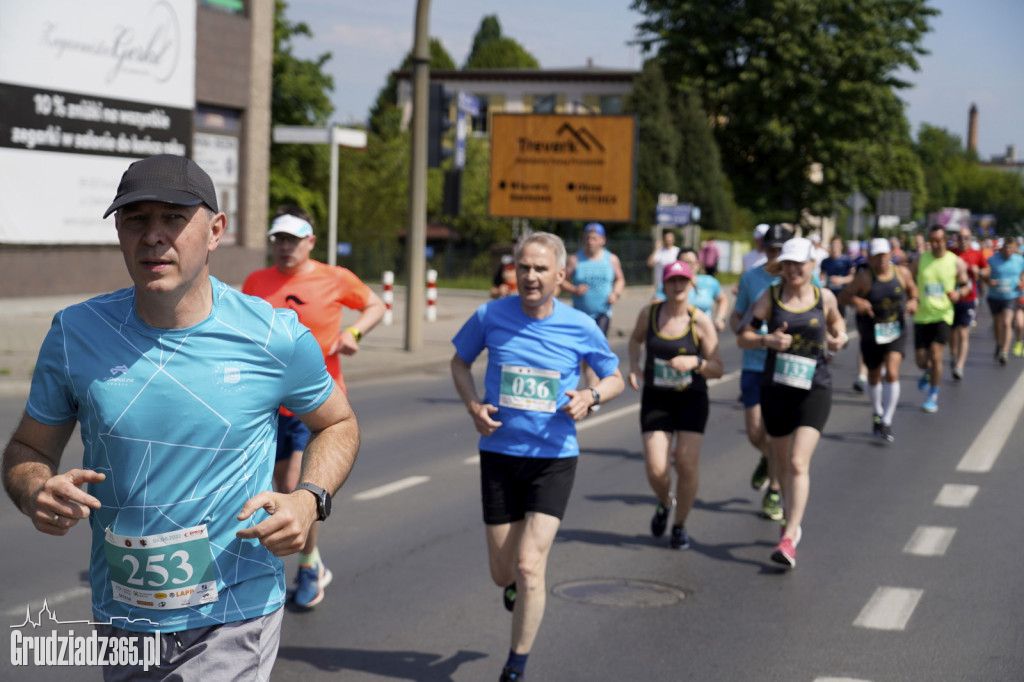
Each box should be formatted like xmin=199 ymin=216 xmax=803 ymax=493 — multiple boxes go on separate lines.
xmin=295 ymin=482 xmax=330 ymax=521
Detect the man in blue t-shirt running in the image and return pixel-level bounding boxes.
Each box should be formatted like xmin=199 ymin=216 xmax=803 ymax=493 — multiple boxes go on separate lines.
xmin=452 ymin=231 xmax=624 ymax=682
xmin=2 ymin=155 xmax=360 ymax=681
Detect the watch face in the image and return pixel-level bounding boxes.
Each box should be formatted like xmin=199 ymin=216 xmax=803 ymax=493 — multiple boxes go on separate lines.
xmin=321 ymin=491 xmax=332 ymax=519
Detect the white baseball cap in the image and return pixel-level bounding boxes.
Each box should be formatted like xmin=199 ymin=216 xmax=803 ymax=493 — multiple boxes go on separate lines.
xmin=869 ymin=238 xmax=891 ymax=256
xmin=267 ymin=214 xmax=314 ymax=238
xmin=777 ymin=237 xmax=814 ymax=263
xmin=753 ymin=223 xmax=770 ymax=239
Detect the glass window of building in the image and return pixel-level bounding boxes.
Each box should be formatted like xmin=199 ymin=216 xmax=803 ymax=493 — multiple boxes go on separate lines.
xmin=532 ymin=94 xmax=557 ymax=114
xmin=599 ymin=95 xmax=623 ymax=115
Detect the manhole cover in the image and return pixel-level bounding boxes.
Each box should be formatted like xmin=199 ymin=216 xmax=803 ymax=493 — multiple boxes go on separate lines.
xmin=552 ymin=579 xmax=686 ymax=607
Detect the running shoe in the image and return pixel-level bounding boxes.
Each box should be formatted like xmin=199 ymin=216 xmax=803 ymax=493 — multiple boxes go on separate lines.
xmin=771 ymin=537 xmax=797 ymax=568
xmin=500 ymin=666 xmax=524 ymax=681
xmin=750 ymin=454 xmax=769 ymax=491
xmin=852 ymin=378 xmax=865 ymax=393
xmin=293 ymin=562 xmax=332 ymax=609
xmin=922 ymin=396 xmax=938 ymax=413
xmin=669 ymin=525 xmax=691 ymax=550
xmin=650 ymin=502 xmax=670 ymax=538
xmin=503 ymin=583 xmax=517 ymax=612
xmin=952 ymin=366 xmax=963 ymax=381
xmin=999 ymin=352 xmax=1008 ymax=365
xmin=881 ymin=423 xmax=895 ymax=443
xmin=917 ymin=372 xmax=930 ymax=392
xmin=762 ymin=490 xmax=783 ymax=521
xmin=779 ymin=522 xmax=802 ymax=547
xmin=872 ymin=414 xmax=883 ymax=438
xmin=1014 ymin=341 xmax=1024 ymax=357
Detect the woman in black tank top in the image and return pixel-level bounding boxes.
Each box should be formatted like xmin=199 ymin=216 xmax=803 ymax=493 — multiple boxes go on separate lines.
xmin=627 ymin=260 xmax=724 ymax=551
xmin=737 ymin=238 xmax=848 ymax=569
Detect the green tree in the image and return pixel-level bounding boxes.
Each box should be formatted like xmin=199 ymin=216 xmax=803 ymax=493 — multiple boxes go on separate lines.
xmin=465 ymin=15 xmax=502 ymax=66
xmin=913 ymin=124 xmax=971 ymax=213
xmin=369 ymin=38 xmax=457 ymax=139
xmin=633 ymin=0 xmax=938 ymax=222
xmin=675 ymin=88 xmax=734 ymax=233
xmin=957 ymin=165 xmax=1024 ymax=235
xmin=465 ymin=38 xmax=540 ymax=69
xmin=624 ymin=59 xmax=680 ymax=234
xmin=464 ymin=15 xmax=539 ymax=69
xmin=270 ymin=0 xmax=335 ymax=244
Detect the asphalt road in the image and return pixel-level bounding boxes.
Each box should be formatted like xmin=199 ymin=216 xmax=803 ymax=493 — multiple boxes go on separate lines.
xmin=3 ymin=316 xmax=1024 ymax=681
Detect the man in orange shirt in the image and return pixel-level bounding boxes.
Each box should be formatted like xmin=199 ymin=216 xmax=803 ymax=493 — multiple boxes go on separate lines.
xmin=244 ymin=207 xmax=385 ymax=608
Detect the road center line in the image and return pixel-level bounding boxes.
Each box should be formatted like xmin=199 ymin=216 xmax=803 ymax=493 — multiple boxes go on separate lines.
xmin=352 ymin=475 xmax=430 ymax=501
xmin=956 ymin=369 xmax=1024 ymax=473
xmin=903 ymin=526 xmax=956 ymax=556
xmin=853 ymin=586 xmax=924 ymax=630
xmin=934 ymin=484 xmax=979 ymax=508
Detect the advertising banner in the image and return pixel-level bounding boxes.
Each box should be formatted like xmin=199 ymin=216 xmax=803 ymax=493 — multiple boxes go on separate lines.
xmin=488 ymin=114 xmax=637 ymax=223
xmin=0 ymin=0 xmax=196 ymax=244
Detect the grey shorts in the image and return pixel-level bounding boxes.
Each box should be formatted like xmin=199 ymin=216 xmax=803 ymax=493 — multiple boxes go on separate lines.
xmin=97 ymin=608 xmax=283 ymax=682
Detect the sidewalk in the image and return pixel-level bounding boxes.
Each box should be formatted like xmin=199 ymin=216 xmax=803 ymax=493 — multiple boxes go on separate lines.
xmin=0 ymin=285 xmax=654 ymax=397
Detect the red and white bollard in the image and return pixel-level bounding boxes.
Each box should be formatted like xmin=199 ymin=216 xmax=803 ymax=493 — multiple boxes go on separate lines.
xmin=426 ymin=269 xmax=437 ymax=322
xmin=382 ymin=270 xmax=394 ymax=326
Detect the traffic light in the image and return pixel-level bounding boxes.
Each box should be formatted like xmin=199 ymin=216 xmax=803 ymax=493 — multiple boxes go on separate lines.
xmin=427 ymin=83 xmax=453 ymax=168
xmin=443 ymin=169 xmax=462 ymax=216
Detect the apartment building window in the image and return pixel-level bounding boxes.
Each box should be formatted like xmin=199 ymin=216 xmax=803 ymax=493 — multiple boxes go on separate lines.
xmin=599 ymin=95 xmax=623 ymax=114
xmin=532 ymin=94 xmax=557 ymax=114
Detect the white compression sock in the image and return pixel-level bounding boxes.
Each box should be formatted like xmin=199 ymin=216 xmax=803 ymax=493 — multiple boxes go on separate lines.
xmin=882 ymin=380 xmax=900 ymax=425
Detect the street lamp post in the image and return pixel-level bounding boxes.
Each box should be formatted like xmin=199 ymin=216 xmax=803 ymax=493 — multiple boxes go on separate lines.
xmin=405 ymin=0 xmax=430 ymax=351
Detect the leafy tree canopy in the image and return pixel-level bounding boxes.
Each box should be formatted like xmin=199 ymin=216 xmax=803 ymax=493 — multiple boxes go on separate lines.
xmin=369 ymin=38 xmax=456 ymax=138
xmin=269 ymin=0 xmax=335 ymax=242
xmin=633 ymin=0 xmax=939 ymax=222
xmin=464 ymin=15 xmax=539 ymax=69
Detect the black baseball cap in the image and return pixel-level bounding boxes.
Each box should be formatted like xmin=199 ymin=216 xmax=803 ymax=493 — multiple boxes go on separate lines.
xmin=764 ymin=224 xmax=794 ymax=248
xmin=103 ymin=154 xmax=218 ymax=218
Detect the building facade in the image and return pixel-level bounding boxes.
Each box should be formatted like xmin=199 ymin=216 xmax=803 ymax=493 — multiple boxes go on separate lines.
xmin=0 ymin=0 xmax=273 ymax=297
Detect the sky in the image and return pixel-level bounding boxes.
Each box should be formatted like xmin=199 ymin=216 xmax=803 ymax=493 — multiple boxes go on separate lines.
xmin=284 ymin=0 xmax=1024 ymax=162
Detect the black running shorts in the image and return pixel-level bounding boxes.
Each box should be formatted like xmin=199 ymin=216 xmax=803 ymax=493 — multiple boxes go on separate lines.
xmin=760 ymin=384 xmax=832 ymax=437
xmin=479 ymin=451 xmax=577 ymax=525
xmin=640 ymin=386 xmax=710 ymax=434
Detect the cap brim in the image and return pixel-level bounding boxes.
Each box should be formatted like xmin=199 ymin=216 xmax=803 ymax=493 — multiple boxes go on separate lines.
xmin=103 ymin=190 xmax=205 ymax=218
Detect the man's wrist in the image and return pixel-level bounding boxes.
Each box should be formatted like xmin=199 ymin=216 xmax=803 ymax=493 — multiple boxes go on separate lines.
xmin=345 ymin=326 xmax=362 ymax=342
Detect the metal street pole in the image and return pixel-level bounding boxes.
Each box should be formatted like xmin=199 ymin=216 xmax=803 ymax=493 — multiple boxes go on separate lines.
xmin=271 ymin=125 xmax=366 ymax=267
xmin=405 ymin=0 xmax=430 ymax=351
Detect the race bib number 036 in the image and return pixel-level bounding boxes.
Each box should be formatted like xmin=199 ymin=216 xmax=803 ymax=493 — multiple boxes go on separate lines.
xmin=104 ymin=524 xmax=219 ymax=610
xmin=499 ymin=365 xmax=559 ymax=413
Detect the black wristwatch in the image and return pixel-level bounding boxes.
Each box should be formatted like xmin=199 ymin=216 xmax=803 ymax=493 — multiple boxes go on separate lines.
xmin=295 ymin=482 xmax=332 ymax=521
xmin=588 ymin=387 xmax=601 ymax=413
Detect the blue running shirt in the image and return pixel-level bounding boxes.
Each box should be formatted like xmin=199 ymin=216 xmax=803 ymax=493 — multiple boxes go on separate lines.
xmin=571 ymin=249 xmax=615 ymax=319
xmin=689 ymin=274 xmax=723 ymax=317
xmin=452 ymin=297 xmax=620 ymax=458
xmin=986 ymin=252 xmax=1024 ymax=301
xmin=26 ymin=277 xmax=334 ymax=633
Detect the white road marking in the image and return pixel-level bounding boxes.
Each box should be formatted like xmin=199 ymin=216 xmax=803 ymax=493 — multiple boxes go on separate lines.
xmin=903 ymin=526 xmax=956 ymax=557
xmin=956 ymin=369 xmax=1024 ymax=472
xmin=2 ymin=586 xmax=91 ymax=619
xmin=853 ymin=587 xmax=924 ymax=630
xmin=815 ymin=678 xmax=873 ymax=682
xmin=352 ymin=475 xmax=430 ymax=501
xmin=464 ymin=454 xmax=479 ymax=465
xmin=934 ymin=484 xmax=979 ymax=508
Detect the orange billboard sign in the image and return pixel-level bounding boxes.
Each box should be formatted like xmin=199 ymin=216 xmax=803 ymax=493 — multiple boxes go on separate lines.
xmin=488 ymin=114 xmax=636 ymax=222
